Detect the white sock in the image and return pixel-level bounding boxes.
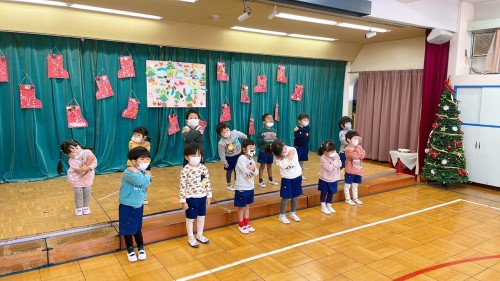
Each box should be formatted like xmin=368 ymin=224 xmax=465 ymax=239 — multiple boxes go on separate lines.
xmin=197 ymin=216 xmax=205 ymax=238
xmin=186 ymin=219 xmax=195 ymax=240
xmin=344 ymin=184 xmax=352 ymax=201
xmin=352 ymin=183 xmax=359 ymax=200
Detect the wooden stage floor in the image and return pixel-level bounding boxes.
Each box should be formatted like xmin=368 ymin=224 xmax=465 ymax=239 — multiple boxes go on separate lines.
xmin=0 ymin=154 xmax=395 ymax=241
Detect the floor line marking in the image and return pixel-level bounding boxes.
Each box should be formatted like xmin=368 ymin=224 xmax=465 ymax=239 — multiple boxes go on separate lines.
xmin=461 ymin=199 xmax=500 ymax=211
xmin=176 ymin=199 xmax=463 ymax=281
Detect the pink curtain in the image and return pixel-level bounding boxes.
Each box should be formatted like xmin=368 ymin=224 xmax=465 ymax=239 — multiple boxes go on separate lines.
xmin=486 ymin=29 xmax=500 ymax=73
xmin=356 ymin=70 xmax=423 ymax=161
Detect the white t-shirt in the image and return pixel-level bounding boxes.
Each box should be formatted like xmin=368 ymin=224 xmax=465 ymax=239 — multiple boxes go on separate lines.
xmin=275 ymin=146 xmax=302 ymax=179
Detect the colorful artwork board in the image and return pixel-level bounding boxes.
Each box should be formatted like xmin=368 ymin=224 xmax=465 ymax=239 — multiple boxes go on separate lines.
xmin=146 ymin=60 xmax=207 ymax=108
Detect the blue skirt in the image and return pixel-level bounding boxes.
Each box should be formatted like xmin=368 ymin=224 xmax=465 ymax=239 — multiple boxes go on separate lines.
xmin=317 ymin=179 xmax=338 ymax=194
xmin=119 ymin=204 xmax=144 ymax=236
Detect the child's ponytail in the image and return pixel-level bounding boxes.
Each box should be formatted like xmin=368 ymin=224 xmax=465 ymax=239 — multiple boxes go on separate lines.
xmin=318 ymin=140 xmax=335 ymax=156
xmin=265 ymin=140 xmax=285 ymax=156
xmin=57 ymin=150 xmax=63 ymax=175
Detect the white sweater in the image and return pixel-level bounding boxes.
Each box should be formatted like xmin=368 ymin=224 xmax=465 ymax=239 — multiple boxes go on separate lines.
xmin=235 ymin=155 xmax=259 ymax=190
xmin=275 ymin=146 xmax=302 ymax=179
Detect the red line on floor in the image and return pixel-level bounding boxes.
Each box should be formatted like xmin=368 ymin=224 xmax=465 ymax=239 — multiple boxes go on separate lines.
xmin=394 ymin=255 xmax=500 ymax=281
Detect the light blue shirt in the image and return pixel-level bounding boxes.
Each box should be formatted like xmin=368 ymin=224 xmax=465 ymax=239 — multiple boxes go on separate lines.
xmin=119 ymin=169 xmax=151 ymax=208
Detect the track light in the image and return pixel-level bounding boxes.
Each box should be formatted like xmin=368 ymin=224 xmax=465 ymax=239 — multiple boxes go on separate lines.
xmin=365 ymin=30 xmax=377 ymax=39
xmin=268 ymin=5 xmax=278 ymax=20
xmin=238 ymin=0 xmax=252 ymax=22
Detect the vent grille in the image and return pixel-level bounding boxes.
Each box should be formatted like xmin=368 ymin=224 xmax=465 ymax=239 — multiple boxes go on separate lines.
xmin=472 ymin=32 xmax=494 ymax=57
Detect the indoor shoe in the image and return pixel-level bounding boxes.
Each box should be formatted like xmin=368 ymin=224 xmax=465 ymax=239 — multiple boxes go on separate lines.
xmin=345 ymin=199 xmax=356 ymax=206
xmin=143 ymin=199 xmax=149 ymax=205
xmin=239 ymin=226 xmax=249 ymax=234
xmin=326 ymin=204 xmax=336 ymax=213
xmin=227 ymin=185 xmax=236 ymax=191
xmin=321 ymin=207 xmax=332 ymax=215
xmin=302 ymin=176 xmax=307 ymax=180
xmin=290 ymin=213 xmax=301 ymax=222
xmin=138 ymin=249 xmax=147 ymax=260
xmin=269 ymin=180 xmax=279 ymax=186
xmin=354 ymin=198 xmax=363 ymax=205
xmin=258 ymin=181 xmax=266 ymax=188
xmin=279 ymin=215 xmax=291 ymax=224
xmin=75 ymin=208 xmax=83 ymax=216
xmin=127 ymin=251 xmax=137 ymax=262
xmin=246 ymin=225 xmax=255 ymax=232
xmin=188 ymin=239 xmax=200 ymax=248
xmin=82 ymin=207 xmax=91 ymax=215
xmin=196 ymin=236 xmax=210 ymax=244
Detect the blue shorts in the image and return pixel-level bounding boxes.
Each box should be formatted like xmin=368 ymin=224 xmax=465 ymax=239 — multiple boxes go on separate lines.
xmin=119 ymin=204 xmax=144 ymax=236
xmin=234 ymin=190 xmax=254 ymax=207
xmin=317 ymin=179 xmax=338 ymax=194
xmin=224 ymin=155 xmax=239 ymax=171
xmin=257 ymin=151 xmax=274 ymax=164
xmin=345 ymin=173 xmax=362 ymax=184
xmin=295 ymin=146 xmax=309 ymax=161
xmin=339 ymin=152 xmax=346 ymax=169
xmin=185 ymin=197 xmax=207 ymax=219
xmin=280 ymin=176 xmax=303 ymax=198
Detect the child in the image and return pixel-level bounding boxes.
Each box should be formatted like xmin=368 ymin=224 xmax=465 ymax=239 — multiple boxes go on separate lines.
xmin=344 ymin=130 xmax=366 ymax=206
xmin=58 ymin=140 xmax=97 ymax=216
xmin=182 ymin=109 xmax=204 ymax=166
xmin=265 ymin=140 xmax=302 ymax=224
xmin=317 ymin=141 xmax=342 ymax=214
xmin=293 ymin=113 xmax=310 ymax=180
xmin=216 ymin=122 xmax=248 ymax=191
xmin=128 ymin=126 xmax=151 ymax=205
xmin=256 ymin=113 xmax=279 ymax=188
xmin=338 ymin=116 xmax=353 ymax=169
xmin=119 ymin=147 xmax=152 ymax=262
xmin=234 ymin=139 xmax=259 ymax=234
xmin=180 ymin=143 xmax=212 ymax=248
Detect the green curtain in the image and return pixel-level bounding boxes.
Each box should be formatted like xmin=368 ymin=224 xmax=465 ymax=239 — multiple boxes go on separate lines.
xmin=0 ymin=31 xmax=345 ymax=183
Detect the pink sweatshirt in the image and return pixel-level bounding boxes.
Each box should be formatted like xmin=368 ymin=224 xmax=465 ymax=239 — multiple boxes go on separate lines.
xmin=344 ymin=145 xmax=366 ymax=176
xmin=318 ymin=153 xmax=342 ymax=182
xmin=67 ymin=149 xmax=98 ymax=188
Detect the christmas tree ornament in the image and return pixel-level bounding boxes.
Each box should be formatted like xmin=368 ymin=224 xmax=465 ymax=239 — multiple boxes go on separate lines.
xmin=0 ymin=50 xmax=9 ymax=82
xmin=439 ymin=116 xmax=444 ymax=120
xmin=66 ymin=98 xmax=88 ymax=128
xmin=291 ymin=84 xmax=304 ymax=101
xmin=220 ymin=101 xmax=231 ymax=122
xmin=274 ymin=101 xmax=280 ymax=121
xmin=168 ymin=110 xmax=180 ymax=135
xmin=432 ymin=122 xmax=439 ymax=128
xmin=19 ymin=74 xmax=42 ymax=108
xmin=424 ymin=148 xmax=429 ymax=153
xmin=248 ymin=114 xmax=255 ymax=135
xmin=442 ymin=159 xmax=448 ymax=165
xmin=276 ymin=64 xmax=287 ymax=83
xmin=447 ymin=145 xmax=452 ymax=149
xmin=240 ymin=84 xmax=250 ymax=103
xmin=254 ymin=75 xmax=267 ymax=93
xmin=216 ymin=61 xmax=229 ymax=81
xmin=47 ymin=49 xmax=69 ymax=79
xmin=443 ymin=105 xmax=449 ymax=111
xmin=117 ymin=55 xmax=136 ymax=78
xmin=95 ymin=71 xmax=114 ymax=100
xmin=452 ymin=126 xmax=458 ymax=131
xmin=121 ymin=90 xmax=139 ymax=119
xmin=431 ymin=170 xmax=435 ymax=175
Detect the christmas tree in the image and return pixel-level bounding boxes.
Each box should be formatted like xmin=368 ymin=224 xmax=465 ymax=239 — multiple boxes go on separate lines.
xmin=423 ymin=80 xmax=468 ymax=184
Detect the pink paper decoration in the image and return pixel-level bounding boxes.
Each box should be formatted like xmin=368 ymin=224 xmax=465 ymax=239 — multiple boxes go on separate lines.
xmin=19 ymin=84 xmax=42 ymax=109
xmin=274 ymin=102 xmax=280 ymax=121
xmin=254 ymin=75 xmax=267 ymax=93
xmin=240 ymin=84 xmax=250 ymax=103
xmin=47 ymin=54 xmax=69 ymax=79
xmin=95 ymin=75 xmax=114 ymax=100
xmin=117 ymin=56 xmax=136 ymax=78
xmin=276 ymin=64 xmax=287 ymax=83
xmin=0 ymin=56 xmax=8 ymax=82
xmin=248 ymin=115 xmax=255 ymax=135
xmin=168 ymin=113 xmax=180 ymax=135
xmin=220 ymin=103 xmax=231 ymax=122
xmin=66 ymin=105 xmax=88 ymax=128
xmin=121 ymin=97 xmax=139 ymax=119
xmin=291 ymin=84 xmax=304 ymax=101
xmin=216 ymin=62 xmax=229 ymax=81
xmin=199 ymin=119 xmax=207 ymax=134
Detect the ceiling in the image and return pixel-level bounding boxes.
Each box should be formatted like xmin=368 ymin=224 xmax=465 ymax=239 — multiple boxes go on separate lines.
xmin=61 ymin=0 xmax=426 ymax=44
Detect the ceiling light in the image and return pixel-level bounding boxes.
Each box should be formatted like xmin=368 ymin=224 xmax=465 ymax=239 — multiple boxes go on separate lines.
xmin=231 ymin=26 xmax=286 ymax=36
xmin=268 ymin=5 xmax=278 ymax=20
xmin=365 ymin=30 xmax=377 ymax=39
xmin=275 ymin=13 xmax=337 ymax=25
xmin=6 ymin=0 xmax=68 ymax=7
xmin=288 ymin=34 xmax=336 ymax=41
xmin=238 ymin=0 xmax=252 ymax=22
xmin=69 ymin=4 xmax=163 ymax=20
xmin=177 ymin=0 xmax=199 ymax=2
xmin=338 ymin=23 xmax=390 ymax=33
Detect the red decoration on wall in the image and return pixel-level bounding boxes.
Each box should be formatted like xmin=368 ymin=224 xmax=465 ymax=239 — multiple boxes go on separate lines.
xmin=274 ymin=102 xmax=280 ymax=121
xmin=254 ymin=75 xmax=267 ymax=93
xmin=47 ymin=53 xmax=69 ymax=79
xmin=0 ymin=52 xmax=8 ymax=82
xmin=117 ymin=56 xmax=136 ymax=78
xmin=168 ymin=113 xmax=180 ymax=135
xmin=220 ymin=103 xmax=231 ymax=122
xmin=248 ymin=115 xmax=255 ymax=135
xmin=216 ymin=62 xmax=229 ymax=81
xmin=199 ymin=119 xmax=207 ymax=134
xmin=66 ymin=100 xmax=88 ymax=128
xmin=19 ymin=84 xmax=42 ymax=109
xmin=291 ymin=84 xmax=304 ymax=101
xmin=276 ymin=64 xmax=287 ymax=83
xmin=121 ymin=98 xmax=139 ymax=119
xmin=95 ymin=74 xmax=114 ymax=100
xmin=240 ymin=84 xmax=250 ymax=103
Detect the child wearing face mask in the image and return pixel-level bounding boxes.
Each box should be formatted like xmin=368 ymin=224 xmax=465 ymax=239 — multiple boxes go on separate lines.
xmin=317 ymin=141 xmax=342 ymax=214
xmin=344 ymin=130 xmax=366 ymax=206
xmin=128 ymin=126 xmax=151 ymax=205
xmin=294 ymin=113 xmax=310 ymax=180
xmin=234 ymin=139 xmax=259 ymax=234
xmin=256 ymin=113 xmax=279 ymax=188
xmin=182 ymin=110 xmax=204 ymax=166
xmin=338 ymin=116 xmax=353 ymax=170
xmin=216 ymin=122 xmax=248 ymax=191
xmin=119 ymin=147 xmax=152 ymax=262
xmin=58 ymin=140 xmax=98 ymax=216
xmin=265 ymin=140 xmax=303 ymax=224
xmin=179 ymin=143 xmax=212 ymax=248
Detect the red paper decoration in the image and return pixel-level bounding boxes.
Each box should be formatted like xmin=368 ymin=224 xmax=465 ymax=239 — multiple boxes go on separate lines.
xmin=254 ymin=75 xmax=267 ymax=93
xmin=240 ymin=84 xmax=250 ymax=103
xmin=216 ymin=62 xmax=229 ymax=81
xmin=117 ymin=56 xmax=136 ymax=78
xmin=47 ymin=54 xmax=69 ymax=79
xmin=95 ymin=74 xmax=114 ymax=100
xmin=274 ymin=102 xmax=280 ymax=121
xmin=19 ymin=84 xmax=42 ymax=109
xmin=220 ymin=103 xmax=231 ymax=122
xmin=0 ymin=54 xmax=8 ymax=82
xmin=291 ymin=84 xmax=304 ymax=101
xmin=276 ymin=64 xmax=287 ymax=83
xmin=248 ymin=115 xmax=255 ymax=135
xmin=168 ymin=113 xmax=180 ymax=135
xmin=121 ymin=98 xmax=139 ymax=119
xmin=66 ymin=104 xmax=88 ymax=128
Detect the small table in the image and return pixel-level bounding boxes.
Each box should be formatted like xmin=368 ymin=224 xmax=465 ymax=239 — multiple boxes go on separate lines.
xmin=389 ymin=150 xmax=419 ymax=176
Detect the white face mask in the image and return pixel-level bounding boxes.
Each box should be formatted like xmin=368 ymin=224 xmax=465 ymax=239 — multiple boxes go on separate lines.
xmin=223 ymin=132 xmax=231 ymax=138
xmin=351 ymin=140 xmax=359 ymax=146
xmin=344 ymin=124 xmax=352 ymax=130
xmin=328 ymin=152 xmax=336 ymax=158
xmin=131 ymin=136 xmax=142 ymax=143
xmin=189 ymin=156 xmax=201 ymax=166
xmin=187 ymin=119 xmax=199 ymax=127
xmin=266 ymin=122 xmax=274 ymax=128
xmin=138 ymin=163 xmax=149 ymax=171
xmin=301 ymin=121 xmax=309 ymax=127
xmin=247 ymin=149 xmax=256 ymax=157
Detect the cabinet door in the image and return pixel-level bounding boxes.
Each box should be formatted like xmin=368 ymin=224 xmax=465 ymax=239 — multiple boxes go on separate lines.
xmin=476 ymin=127 xmax=500 ymax=187
xmin=479 ymin=88 xmax=500 ymax=126
xmin=462 ymin=125 xmax=480 ymax=183
xmin=457 ymin=88 xmax=482 ymax=124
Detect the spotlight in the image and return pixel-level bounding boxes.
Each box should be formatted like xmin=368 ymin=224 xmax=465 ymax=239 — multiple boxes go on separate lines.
xmin=268 ymin=5 xmax=278 ymax=20
xmin=238 ymin=0 xmax=252 ymax=22
xmin=365 ymin=30 xmax=377 ymax=39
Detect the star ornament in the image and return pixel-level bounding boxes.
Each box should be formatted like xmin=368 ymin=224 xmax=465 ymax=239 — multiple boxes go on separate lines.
xmin=443 ymin=105 xmax=449 ymax=111
xmin=440 ymin=126 xmax=446 ymax=132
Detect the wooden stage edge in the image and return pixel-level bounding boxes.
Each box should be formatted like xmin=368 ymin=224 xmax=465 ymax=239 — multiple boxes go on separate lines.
xmin=0 ymin=172 xmax=416 ymax=277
